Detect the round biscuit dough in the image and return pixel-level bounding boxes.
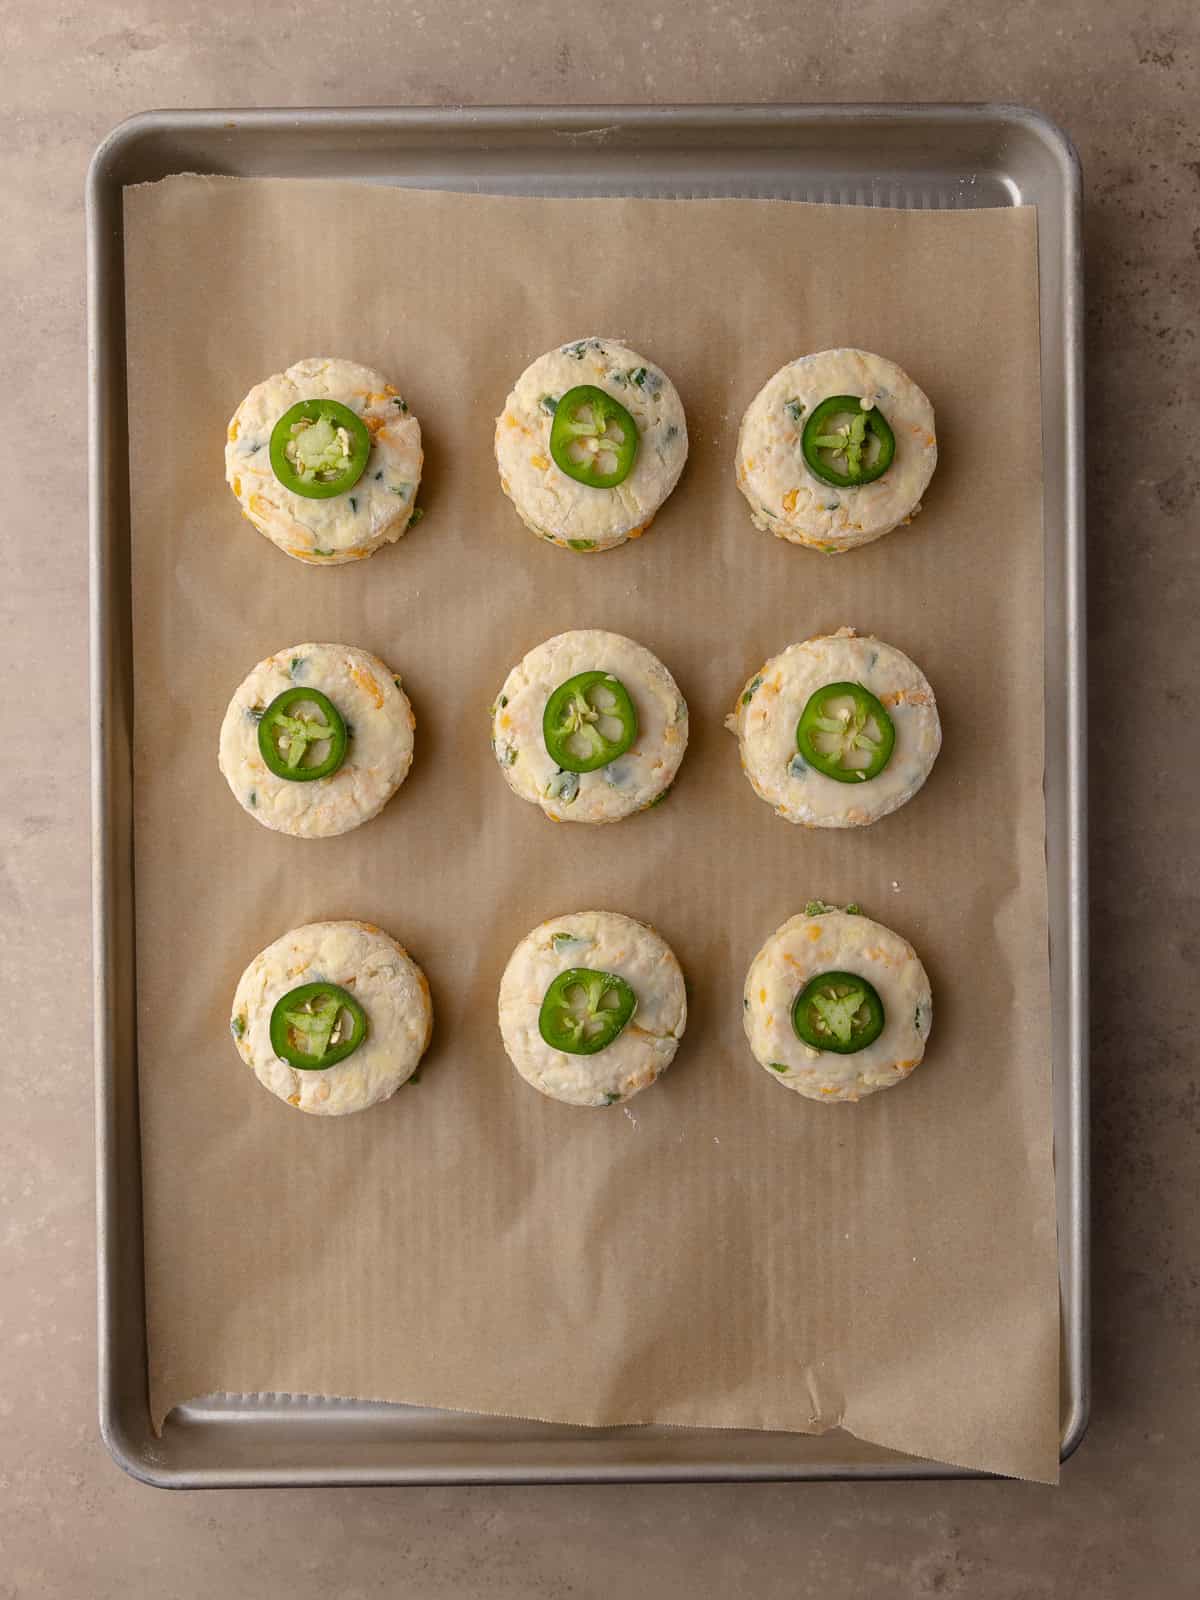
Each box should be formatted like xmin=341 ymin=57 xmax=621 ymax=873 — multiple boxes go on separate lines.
xmin=219 ymin=643 xmax=415 ymax=838
xmin=231 ymin=920 xmax=433 ymax=1116
xmin=499 ymin=910 xmax=687 ymax=1106
xmin=491 ymin=629 xmax=688 ymax=824
xmin=744 ymin=908 xmax=932 ymax=1102
xmin=736 ymin=348 xmax=936 ymax=552
xmin=726 ymin=627 xmax=940 ymax=828
xmin=225 ymin=356 xmax=423 ymax=564
xmin=494 ymin=337 xmax=688 ymax=552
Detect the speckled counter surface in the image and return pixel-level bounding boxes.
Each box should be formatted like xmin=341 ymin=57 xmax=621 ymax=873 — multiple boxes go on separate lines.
xmin=3 ymin=2 xmax=1197 ymax=1593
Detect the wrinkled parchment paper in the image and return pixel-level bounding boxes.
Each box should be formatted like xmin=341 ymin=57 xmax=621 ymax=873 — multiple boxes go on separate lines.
xmin=123 ymin=178 xmax=1058 ymax=1481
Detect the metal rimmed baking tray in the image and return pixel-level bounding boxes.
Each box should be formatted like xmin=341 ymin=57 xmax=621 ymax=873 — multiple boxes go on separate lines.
xmin=88 ymin=104 xmax=1087 ymax=1487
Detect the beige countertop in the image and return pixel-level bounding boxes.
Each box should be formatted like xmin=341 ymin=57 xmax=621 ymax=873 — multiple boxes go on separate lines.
xmin=3 ymin=1 xmax=1197 ymax=1593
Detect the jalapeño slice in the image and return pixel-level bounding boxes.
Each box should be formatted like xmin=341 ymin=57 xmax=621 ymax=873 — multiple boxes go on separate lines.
xmin=549 ymin=384 xmax=639 ymax=488
xmin=801 ymin=395 xmax=895 ymax=488
xmin=258 ymin=686 xmax=348 ymax=782
xmin=270 ymin=981 xmax=367 ymax=1070
xmin=796 ymin=681 xmax=895 ymax=784
xmin=538 ymin=967 xmax=637 ymax=1055
xmin=269 ymin=398 xmax=371 ymax=499
xmin=792 ymin=972 xmax=884 ymax=1055
xmin=543 ymin=670 xmax=638 ymax=774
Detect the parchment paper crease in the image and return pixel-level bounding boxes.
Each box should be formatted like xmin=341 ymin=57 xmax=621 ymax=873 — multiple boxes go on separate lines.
xmin=124 ymin=178 xmax=1058 ymax=1481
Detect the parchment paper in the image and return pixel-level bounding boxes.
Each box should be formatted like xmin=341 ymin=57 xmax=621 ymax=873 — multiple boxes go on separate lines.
xmin=124 ymin=177 xmax=1058 ymax=1481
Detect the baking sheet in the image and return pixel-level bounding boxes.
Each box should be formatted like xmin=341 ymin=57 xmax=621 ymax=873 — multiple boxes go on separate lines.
xmin=123 ymin=177 xmax=1058 ymax=1482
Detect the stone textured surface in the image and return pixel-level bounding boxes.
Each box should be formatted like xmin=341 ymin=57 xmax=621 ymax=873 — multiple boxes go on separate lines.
xmin=1 ymin=1 xmax=1197 ymax=1593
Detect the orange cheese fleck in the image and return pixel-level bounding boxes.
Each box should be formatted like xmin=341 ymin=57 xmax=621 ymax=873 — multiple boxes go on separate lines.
xmin=783 ymin=488 xmax=799 ymax=514
xmin=350 ymin=666 xmax=384 ymax=709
